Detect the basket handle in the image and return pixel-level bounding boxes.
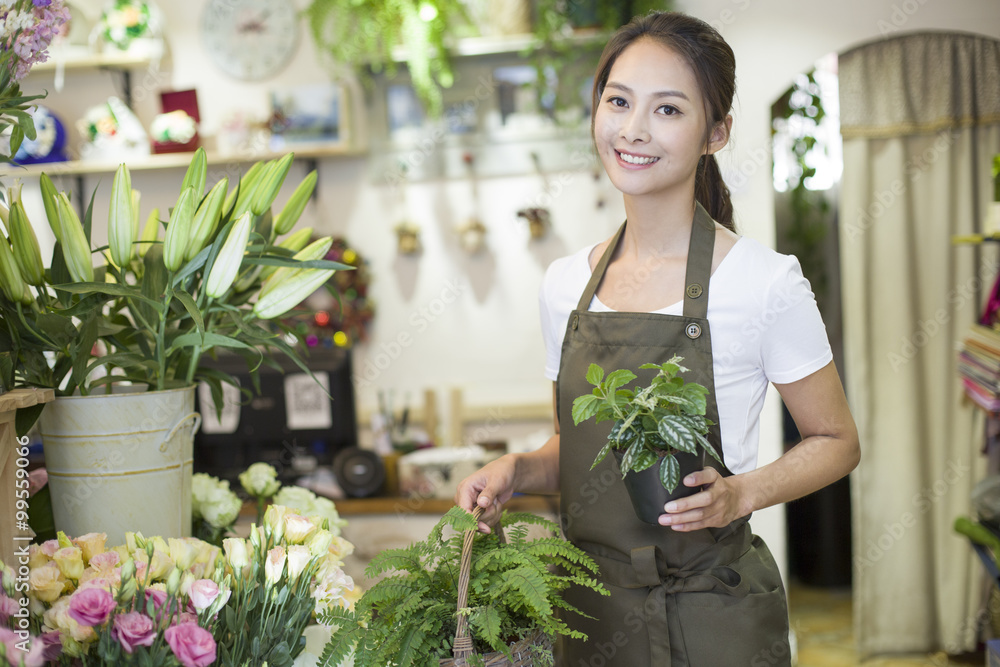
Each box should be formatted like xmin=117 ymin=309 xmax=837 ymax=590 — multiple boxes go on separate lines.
xmin=452 ymin=505 xmax=506 ymax=661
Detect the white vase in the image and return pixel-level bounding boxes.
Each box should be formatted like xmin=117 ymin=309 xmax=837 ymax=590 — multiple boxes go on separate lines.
xmin=38 ymin=386 xmax=200 ymax=545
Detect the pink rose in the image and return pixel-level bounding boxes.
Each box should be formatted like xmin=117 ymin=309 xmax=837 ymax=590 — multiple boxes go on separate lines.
xmin=165 ymin=622 xmax=216 ymax=667
xmin=89 ymin=550 xmax=120 ymax=572
xmin=68 ymin=587 xmax=116 ymax=627
xmin=187 ymin=580 xmax=219 ymax=612
xmin=39 ymin=540 xmax=59 ymax=557
xmin=27 ymin=468 xmax=47 ymax=496
xmin=0 ymin=593 xmax=18 ymax=624
xmin=0 ymin=627 xmax=45 ymax=667
xmin=38 ymin=631 xmax=62 ymax=662
xmin=112 ymin=612 xmax=156 ymax=654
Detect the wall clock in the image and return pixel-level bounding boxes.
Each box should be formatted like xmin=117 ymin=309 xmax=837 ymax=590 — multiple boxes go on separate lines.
xmin=201 ymin=0 xmax=300 ymax=81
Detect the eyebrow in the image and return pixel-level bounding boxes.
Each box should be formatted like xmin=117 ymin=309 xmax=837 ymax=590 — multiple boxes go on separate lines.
xmin=604 ymin=81 xmax=690 ymax=101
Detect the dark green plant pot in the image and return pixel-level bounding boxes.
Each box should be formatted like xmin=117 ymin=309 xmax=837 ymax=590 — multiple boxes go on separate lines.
xmin=613 ymin=449 xmax=706 ymax=524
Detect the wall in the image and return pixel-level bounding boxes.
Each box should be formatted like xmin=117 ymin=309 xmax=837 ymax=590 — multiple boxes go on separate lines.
xmin=15 ymin=0 xmax=1000 ymax=576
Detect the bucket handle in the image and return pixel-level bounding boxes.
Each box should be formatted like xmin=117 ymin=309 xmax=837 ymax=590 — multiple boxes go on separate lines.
xmin=159 ymin=412 xmax=202 ymax=453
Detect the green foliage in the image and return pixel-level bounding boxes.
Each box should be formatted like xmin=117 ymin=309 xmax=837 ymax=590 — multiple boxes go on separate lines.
xmin=316 ymin=507 xmax=608 ymax=667
xmin=304 ymin=0 xmax=472 ymax=117
xmin=572 ymin=355 xmax=719 ymax=492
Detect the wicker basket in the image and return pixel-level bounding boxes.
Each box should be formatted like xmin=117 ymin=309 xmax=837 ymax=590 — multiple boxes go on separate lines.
xmin=439 ymin=507 xmax=554 ymax=667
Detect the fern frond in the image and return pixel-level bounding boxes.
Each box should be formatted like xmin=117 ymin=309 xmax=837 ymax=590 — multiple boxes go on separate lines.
xmin=315 ymin=613 xmax=362 ymax=667
xmin=496 ymin=566 xmax=552 ymax=617
xmin=500 ymin=511 xmax=559 ymax=534
xmin=365 ymin=547 xmax=428 ymax=580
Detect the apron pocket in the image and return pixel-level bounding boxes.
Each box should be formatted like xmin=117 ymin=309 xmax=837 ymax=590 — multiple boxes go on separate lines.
xmin=673 ymin=538 xmax=791 ymax=667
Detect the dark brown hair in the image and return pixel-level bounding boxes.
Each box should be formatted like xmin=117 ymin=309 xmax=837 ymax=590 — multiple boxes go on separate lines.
xmin=591 ymin=11 xmax=737 ymax=230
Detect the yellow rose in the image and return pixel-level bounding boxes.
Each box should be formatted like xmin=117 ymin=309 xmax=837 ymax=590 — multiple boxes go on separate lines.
xmin=53 ymin=547 xmax=84 ymax=581
xmin=27 ymin=544 xmax=50 ymax=569
xmin=282 ymin=514 xmax=316 ymax=545
xmin=29 ymin=563 xmax=65 ymax=603
xmin=73 ymin=533 xmax=107 ymax=564
xmin=147 ymin=550 xmax=174 ymax=581
xmin=223 ymin=538 xmax=249 ymax=572
xmin=168 ymin=538 xmax=199 ymax=571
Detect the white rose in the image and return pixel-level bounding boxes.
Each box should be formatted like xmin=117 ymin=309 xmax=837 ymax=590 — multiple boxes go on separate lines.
xmin=239 ymin=463 xmax=281 ymax=498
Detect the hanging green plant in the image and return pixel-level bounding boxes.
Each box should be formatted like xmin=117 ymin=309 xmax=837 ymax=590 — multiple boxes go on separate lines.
xmin=304 ymin=0 xmax=473 ymax=117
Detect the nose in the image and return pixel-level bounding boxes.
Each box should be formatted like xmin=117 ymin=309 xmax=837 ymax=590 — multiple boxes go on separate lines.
xmin=621 ymin=110 xmax=650 ymax=144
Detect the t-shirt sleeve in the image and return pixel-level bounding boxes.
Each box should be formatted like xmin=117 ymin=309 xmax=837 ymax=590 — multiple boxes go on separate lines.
xmin=539 ymin=267 xmax=563 ymax=382
xmin=759 ymin=255 xmax=833 ymax=384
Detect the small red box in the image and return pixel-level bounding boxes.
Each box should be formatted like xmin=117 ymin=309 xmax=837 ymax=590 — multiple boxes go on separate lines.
xmin=152 ymin=89 xmax=200 ymax=154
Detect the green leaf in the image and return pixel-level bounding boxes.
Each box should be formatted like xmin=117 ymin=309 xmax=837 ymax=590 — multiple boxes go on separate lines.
xmin=172 ymin=289 xmax=205 ymax=335
xmin=590 ymin=442 xmax=613 ymax=470
xmin=605 ymin=368 xmax=636 ymax=393
xmin=659 ymin=454 xmax=680 ymax=492
xmin=585 ymin=363 xmax=604 ymax=386
xmin=657 ymin=415 xmax=698 ymax=454
xmin=168 ymin=331 xmax=256 ymax=355
xmin=632 ymin=449 xmax=657 ymax=473
xmin=242 ymin=256 xmax=353 ymax=271
xmin=571 ymin=394 xmax=601 ymax=425
xmin=53 ymin=282 xmax=164 ymax=314
xmin=619 ymin=437 xmax=644 ymax=477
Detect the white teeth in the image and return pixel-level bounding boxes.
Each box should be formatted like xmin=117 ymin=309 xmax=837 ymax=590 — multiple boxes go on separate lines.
xmin=619 ymin=151 xmax=658 ymax=165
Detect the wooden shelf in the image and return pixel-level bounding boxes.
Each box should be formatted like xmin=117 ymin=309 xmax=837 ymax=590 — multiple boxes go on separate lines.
xmin=0 ymin=143 xmax=367 ymax=178
xmin=30 ymin=51 xmax=157 ymax=73
xmin=330 ymin=493 xmax=559 ymax=516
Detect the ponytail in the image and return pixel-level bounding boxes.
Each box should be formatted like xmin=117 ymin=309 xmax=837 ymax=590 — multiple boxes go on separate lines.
xmin=695 ymin=154 xmax=735 ymax=231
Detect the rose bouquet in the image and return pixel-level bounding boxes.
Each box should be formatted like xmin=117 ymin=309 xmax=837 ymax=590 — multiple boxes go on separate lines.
xmin=1 ymin=530 xmax=228 ymax=666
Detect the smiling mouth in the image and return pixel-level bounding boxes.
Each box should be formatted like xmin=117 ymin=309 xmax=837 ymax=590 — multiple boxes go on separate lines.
xmin=616 ymin=150 xmax=659 ymax=166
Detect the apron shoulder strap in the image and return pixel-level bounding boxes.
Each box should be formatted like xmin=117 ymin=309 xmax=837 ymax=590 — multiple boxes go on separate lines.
xmin=576 ymin=222 xmax=626 ymax=312
xmin=683 ymin=202 xmax=716 ymax=320
xmin=575 ymin=203 xmax=717 ymax=315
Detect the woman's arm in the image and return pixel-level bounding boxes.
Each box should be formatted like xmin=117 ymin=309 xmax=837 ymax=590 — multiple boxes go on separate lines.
xmin=660 ymin=361 xmax=860 ymax=531
xmin=455 ymin=383 xmax=561 ymax=532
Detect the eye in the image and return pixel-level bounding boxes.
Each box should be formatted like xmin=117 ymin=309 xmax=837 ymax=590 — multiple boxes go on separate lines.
xmin=657 ymin=105 xmax=681 ymax=116
xmin=606 ymin=96 xmax=628 ymax=108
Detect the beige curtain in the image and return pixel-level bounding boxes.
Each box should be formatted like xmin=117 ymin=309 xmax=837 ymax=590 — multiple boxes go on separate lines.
xmin=839 ymin=33 xmax=1000 ymax=657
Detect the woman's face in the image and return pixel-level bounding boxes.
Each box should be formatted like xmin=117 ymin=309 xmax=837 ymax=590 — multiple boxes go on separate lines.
xmin=594 ymin=38 xmax=724 ymax=200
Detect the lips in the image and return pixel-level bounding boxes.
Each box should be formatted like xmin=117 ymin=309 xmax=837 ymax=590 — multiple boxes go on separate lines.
xmin=616 ymin=150 xmax=659 ymax=166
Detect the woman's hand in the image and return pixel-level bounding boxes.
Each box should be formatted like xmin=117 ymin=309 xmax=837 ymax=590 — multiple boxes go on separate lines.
xmin=455 ymin=454 xmax=519 ymax=533
xmin=658 ymin=467 xmax=749 ymax=531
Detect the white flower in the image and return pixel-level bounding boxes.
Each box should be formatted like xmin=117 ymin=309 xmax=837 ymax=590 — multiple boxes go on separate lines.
xmin=273 ymin=486 xmax=346 ymax=536
xmin=286 ymin=545 xmax=312 ymax=583
xmin=192 ymin=473 xmax=242 ymax=529
xmin=311 ymin=568 xmax=355 ymax=617
xmin=264 ymin=547 xmax=286 ymax=587
xmin=239 ymin=462 xmax=281 ymax=498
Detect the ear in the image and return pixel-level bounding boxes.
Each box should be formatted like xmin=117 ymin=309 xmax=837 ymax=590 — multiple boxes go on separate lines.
xmin=705 ymin=114 xmax=733 ymax=156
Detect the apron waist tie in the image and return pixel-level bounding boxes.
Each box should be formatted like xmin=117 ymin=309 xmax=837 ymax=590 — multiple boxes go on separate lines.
xmin=588 ymin=544 xmax=752 ymax=666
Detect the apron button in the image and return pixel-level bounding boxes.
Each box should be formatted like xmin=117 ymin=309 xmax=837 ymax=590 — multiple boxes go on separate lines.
xmin=686 ymin=322 xmax=702 ymax=339
xmin=686 ymin=283 xmax=703 ymax=298
xmin=572 ymin=315 xmax=579 ymax=330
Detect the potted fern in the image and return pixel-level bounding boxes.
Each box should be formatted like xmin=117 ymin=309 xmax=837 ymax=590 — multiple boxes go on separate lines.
xmin=316 ymin=506 xmax=608 ymax=666
xmin=571 ymin=356 xmax=722 ymax=524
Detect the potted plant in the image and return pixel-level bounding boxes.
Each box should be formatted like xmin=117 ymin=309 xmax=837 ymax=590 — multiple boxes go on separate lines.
xmin=571 ymin=356 xmax=721 ymax=524
xmin=317 ymin=506 xmax=608 ymax=666
xmin=304 ymin=0 xmax=474 ymax=117
xmin=0 ymin=148 xmax=350 ymax=544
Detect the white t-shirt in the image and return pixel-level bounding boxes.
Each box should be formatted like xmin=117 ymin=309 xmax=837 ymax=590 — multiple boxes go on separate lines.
xmin=539 ymin=235 xmax=833 ymax=474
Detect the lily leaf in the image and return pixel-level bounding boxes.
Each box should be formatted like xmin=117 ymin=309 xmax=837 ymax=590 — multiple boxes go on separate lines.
xmin=53 ymin=282 xmax=164 ymax=314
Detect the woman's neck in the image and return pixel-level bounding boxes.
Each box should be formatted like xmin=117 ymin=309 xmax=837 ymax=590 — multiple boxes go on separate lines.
xmin=621 ymin=189 xmax=698 ymax=259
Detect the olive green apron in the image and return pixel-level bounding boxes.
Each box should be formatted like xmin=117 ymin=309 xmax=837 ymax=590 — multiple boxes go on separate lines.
xmin=555 ymin=203 xmax=791 ymax=667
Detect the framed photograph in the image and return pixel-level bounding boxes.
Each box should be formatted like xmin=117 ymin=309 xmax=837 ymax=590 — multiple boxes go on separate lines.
xmin=269 ymin=82 xmax=346 ymax=146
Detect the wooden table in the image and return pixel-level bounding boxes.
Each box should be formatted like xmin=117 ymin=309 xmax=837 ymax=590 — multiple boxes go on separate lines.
xmin=0 ymin=388 xmax=54 ymax=567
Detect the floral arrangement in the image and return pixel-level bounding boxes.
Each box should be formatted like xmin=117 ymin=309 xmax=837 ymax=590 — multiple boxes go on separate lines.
xmin=0 ymin=504 xmax=359 ymax=666
xmin=0 ymin=530 xmax=226 ymax=665
xmin=150 ymin=110 xmax=197 ymax=146
xmin=99 ymin=0 xmax=152 ymax=51
xmin=0 ymin=149 xmax=349 ymax=430
xmin=0 ymin=0 xmax=71 ymax=161
xmin=281 ymin=237 xmax=374 ymax=349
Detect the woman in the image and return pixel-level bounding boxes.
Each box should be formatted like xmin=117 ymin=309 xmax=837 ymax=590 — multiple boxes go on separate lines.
xmin=455 ymin=11 xmax=860 ymax=666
